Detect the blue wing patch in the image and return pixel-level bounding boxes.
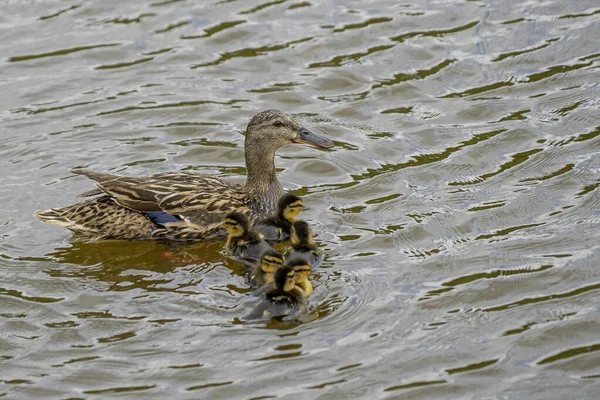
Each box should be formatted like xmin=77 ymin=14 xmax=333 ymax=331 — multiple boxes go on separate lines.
xmin=144 ymin=211 xmax=181 ymax=225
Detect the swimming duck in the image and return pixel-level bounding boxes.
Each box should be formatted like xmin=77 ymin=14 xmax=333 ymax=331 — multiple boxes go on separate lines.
xmin=248 ymin=248 xmax=284 ymax=288
xmin=283 ymin=220 xmax=323 ymax=268
xmin=287 ymin=257 xmax=313 ymax=297
xmin=35 ymin=110 xmax=333 ymax=241
xmin=244 ymin=263 xmax=307 ymax=320
xmin=253 ymin=194 xmax=303 ymax=243
xmin=224 ymin=212 xmax=271 ymax=261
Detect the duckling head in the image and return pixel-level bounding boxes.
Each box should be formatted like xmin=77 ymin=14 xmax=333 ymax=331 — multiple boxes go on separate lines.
xmin=277 ymin=194 xmax=303 ymax=222
xmin=259 ymin=248 xmax=283 ymax=273
xmin=285 ymin=257 xmax=311 ymax=283
xmin=290 ymin=220 xmax=313 ymax=246
xmin=245 ymin=110 xmax=334 ymax=154
xmin=223 ymin=212 xmax=250 ymax=237
xmin=274 ymin=265 xmax=297 ymax=292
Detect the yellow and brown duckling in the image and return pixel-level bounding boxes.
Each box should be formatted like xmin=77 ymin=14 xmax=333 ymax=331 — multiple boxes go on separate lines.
xmin=248 ymin=248 xmax=284 ymax=288
xmin=244 ymin=263 xmax=307 ymax=320
xmin=224 ymin=212 xmax=271 ymax=261
xmin=283 ymin=220 xmax=322 ymax=268
xmin=287 ymin=257 xmax=313 ymax=297
xmin=253 ymin=194 xmax=303 ymax=243
xmin=35 ymin=110 xmax=333 ymax=241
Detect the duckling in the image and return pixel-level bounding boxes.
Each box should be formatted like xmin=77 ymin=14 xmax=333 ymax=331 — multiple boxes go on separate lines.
xmin=287 ymin=257 xmax=313 ymax=297
xmin=283 ymin=220 xmax=322 ymax=268
xmin=244 ymin=264 xmax=307 ymax=320
xmin=224 ymin=212 xmax=271 ymax=261
xmin=248 ymin=248 xmax=284 ymax=288
xmin=253 ymin=194 xmax=303 ymax=243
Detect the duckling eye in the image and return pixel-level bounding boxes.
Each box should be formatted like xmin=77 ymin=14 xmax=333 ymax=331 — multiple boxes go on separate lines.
xmin=273 ymin=121 xmax=283 ymax=127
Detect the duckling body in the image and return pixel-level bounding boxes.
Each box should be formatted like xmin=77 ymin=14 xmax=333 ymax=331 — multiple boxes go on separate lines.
xmin=283 ymin=220 xmax=323 ymax=268
xmin=288 ymin=258 xmax=313 ymax=297
xmin=224 ymin=212 xmax=272 ymax=261
xmin=244 ymin=264 xmax=307 ymax=320
xmin=296 ymin=279 xmax=313 ymax=297
xmin=248 ymin=248 xmax=283 ymax=288
xmin=253 ymin=194 xmax=303 ymax=243
xmin=35 ymin=110 xmax=333 ymax=241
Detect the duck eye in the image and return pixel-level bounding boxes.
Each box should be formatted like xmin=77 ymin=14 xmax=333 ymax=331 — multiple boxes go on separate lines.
xmin=273 ymin=121 xmax=283 ymax=127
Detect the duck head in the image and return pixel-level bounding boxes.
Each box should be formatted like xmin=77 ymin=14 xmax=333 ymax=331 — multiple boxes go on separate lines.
xmin=243 ymin=110 xmax=334 ymax=197
xmin=223 ymin=211 xmax=250 ymax=237
xmin=274 ymin=265 xmax=297 ymax=292
xmin=246 ymin=109 xmax=334 ymax=152
xmin=277 ymin=194 xmax=303 ymax=222
xmin=290 ymin=220 xmax=313 ymax=247
xmin=285 ymin=257 xmax=311 ymax=283
xmin=259 ymin=248 xmax=284 ymax=273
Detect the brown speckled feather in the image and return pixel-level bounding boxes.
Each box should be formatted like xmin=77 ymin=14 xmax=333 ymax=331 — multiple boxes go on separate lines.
xmin=67 ymin=169 xmax=253 ymax=240
xmin=36 ymin=110 xmax=334 ymax=241
xmin=35 ymin=196 xmax=155 ymax=241
xmin=75 ymin=170 xmax=252 ymax=223
xmin=37 ymin=169 xmax=259 ymax=241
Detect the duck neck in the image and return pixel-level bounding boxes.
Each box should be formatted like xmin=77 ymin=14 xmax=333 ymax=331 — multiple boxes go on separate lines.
xmin=243 ymin=142 xmax=283 ymax=206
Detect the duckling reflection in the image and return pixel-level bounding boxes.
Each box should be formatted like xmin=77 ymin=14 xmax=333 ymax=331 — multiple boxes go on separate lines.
xmin=224 ymin=212 xmax=271 ymax=261
xmin=254 ymin=194 xmax=303 ymax=243
xmin=244 ymin=264 xmax=307 ymax=320
xmin=248 ymin=248 xmax=284 ymax=287
xmin=283 ymin=220 xmax=322 ymax=268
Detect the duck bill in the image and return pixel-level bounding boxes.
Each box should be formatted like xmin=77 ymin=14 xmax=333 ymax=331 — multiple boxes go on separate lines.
xmin=293 ymin=127 xmax=334 ymax=149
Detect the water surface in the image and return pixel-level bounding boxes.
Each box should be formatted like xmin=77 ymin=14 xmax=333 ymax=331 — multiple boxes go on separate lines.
xmin=1 ymin=0 xmax=599 ymax=398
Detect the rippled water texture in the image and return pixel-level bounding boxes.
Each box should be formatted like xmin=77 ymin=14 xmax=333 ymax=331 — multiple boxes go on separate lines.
xmin=1 ymin=0 xmax=599 ymax=398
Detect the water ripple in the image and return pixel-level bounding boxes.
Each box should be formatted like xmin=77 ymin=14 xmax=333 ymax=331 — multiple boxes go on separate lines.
xmin=8 ymin=44 xmax=120 ymax=63
xmin=1 ymin=0 xmax=599 ymax=398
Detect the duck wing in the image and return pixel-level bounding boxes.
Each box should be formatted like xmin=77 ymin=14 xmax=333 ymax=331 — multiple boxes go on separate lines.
xmin=254 ymin=219 xmax=287 ymax=243
xmin=239 ymin=234 xmax=272 ymax=261
xmin=72 ymin=169 xmax=251 ymax=227
xmin=284 ymin=247 xmax=323 ymax=268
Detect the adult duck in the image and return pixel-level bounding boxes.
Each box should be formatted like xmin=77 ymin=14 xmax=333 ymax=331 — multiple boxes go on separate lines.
xmin=35 ymin=110 xmax=333 ymax=241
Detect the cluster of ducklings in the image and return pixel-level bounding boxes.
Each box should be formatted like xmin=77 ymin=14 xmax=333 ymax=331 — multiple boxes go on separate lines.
xmin=221 ymin=194 xmax=322 ymax=320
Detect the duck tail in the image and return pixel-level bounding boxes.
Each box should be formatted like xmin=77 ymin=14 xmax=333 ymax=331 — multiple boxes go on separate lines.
xmin=71 ymin=169 xmax=118 ymax=197
xmin=76 ymin=188 xmax=104 ymax=198
xmin=34 ymin=205 xmax=99 ymax=235
xmin=35 ymin=197 xmax=155 ymax=240
xmin=71 ymin=168 xmax=118 ymax=183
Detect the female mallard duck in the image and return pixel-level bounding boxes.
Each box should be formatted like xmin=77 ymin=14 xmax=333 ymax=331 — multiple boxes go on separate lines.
xmin=283 ymin=220 xmax=323 ymax=268
xmin=224 ymin=212 xmax=271 ymax=261
xmin=244 ymin=263 xmax=307 ymax=320
xmin=248 ymin=248 xmax=283 ymax=287
xmin=253 ymin=194 xmax=303 ymax=243
xmin=35 ymin=110 xmax=333 ymax=241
